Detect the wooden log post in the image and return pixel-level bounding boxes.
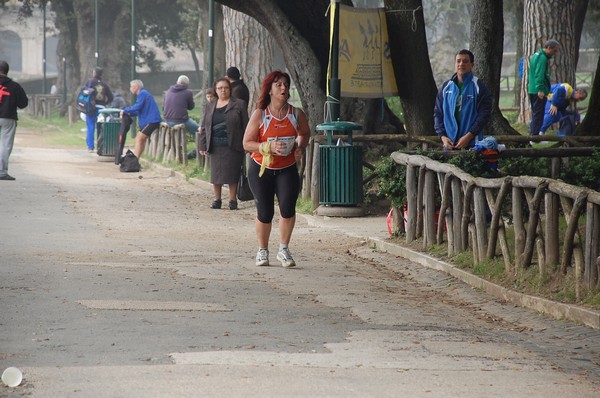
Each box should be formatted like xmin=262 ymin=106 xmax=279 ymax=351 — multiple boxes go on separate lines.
xmin=405 ymin=165 xmax=418 ymax=243
xmin=545 ymin=190 xmax=560 ymax=265
xmin=451 ymin=178 xmax=463 ymax=254
xmin=512 ymin=186 xmax=525 ymax=269
xmin=473 ymin=187 xmax=488 ymax=263
xmin=157 ymin=123 xmax=167 ymax=161
xmin=173 ymin=126 xmax=181 ymax=163
xmin=460 ymin=182 xmax=475 ymax=252
xmin=416 ymin=165 xmax=426 ymax=239
xmin=560 ymin=192 xmax=587 ymax=274
xmin=423 ymin=170 xmax=436 ymax=248
xmin=584 ymin=201 xmax=600 ymax=289
xmin=521 ymin=181 xmax=548 ymax=268
xmin=437 ymin=173 xmax=453 ymax=246
xmin=486 ymin=177 xmax=511 ymax=259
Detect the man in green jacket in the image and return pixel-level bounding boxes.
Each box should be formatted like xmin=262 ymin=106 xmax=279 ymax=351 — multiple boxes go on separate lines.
xmin=527 ymin=39 xmax=560 ymax=137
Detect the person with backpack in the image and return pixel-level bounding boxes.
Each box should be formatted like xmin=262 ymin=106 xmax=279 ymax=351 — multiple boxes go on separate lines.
xmin=0 ymin=60 xmax=28 ymax=181
xmin=83 ymin=67 xmax=113 ymax=152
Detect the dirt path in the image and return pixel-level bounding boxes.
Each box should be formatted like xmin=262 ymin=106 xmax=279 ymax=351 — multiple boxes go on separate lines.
xmin=0 ymin=127 xmax=598 ymax=397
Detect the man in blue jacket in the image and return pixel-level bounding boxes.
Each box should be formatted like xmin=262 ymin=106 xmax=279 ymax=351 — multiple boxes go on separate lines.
xmin=434 ymin=49 xmax=492 ymax=150
xmin=117 ymin=79 xmax=162 ymax=164
xmin=540 ymin=82 xmax=587 ymax=135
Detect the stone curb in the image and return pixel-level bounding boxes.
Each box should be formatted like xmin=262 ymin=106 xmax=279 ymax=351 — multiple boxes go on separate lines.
xmin=369 ymin=237 xmax=600 ymax=330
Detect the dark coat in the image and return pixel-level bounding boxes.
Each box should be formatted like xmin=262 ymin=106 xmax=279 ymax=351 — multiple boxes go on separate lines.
xmin=0 ymin=76 xmax=28 ymax=120
xmin=230 ymin=79 xmax=250 ymax=108
xmin=199 ymin=97 xmax=249 ymax=153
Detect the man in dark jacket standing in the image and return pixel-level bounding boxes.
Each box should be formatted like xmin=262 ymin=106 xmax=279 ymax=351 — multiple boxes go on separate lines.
xmin=226 ymin=66 xmax=250 ymax=109
xmin=163 ymin=75 xmax=199 ymax=134
xmin=0 ymin=60 xmax=28 ymax=181
xmin=84 ymin=66 xmax=113 ymax=152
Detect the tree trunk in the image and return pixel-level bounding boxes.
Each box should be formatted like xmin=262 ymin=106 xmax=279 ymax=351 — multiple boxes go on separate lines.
xmin=573 ymin=0 xmax=589 ymax=67
xmin=216 ymin=0 xmax=325 ymax=132
xmin=512 ymin=0 xmax=524 ymax=108
xmin=470 ymin=0 xmax=518 ymax=135
xmin=222 ymin=7 xmax=277 ymax=113
xmin=519 ymin=0 xmax=577 ymax=124
xmin=385 ymin=0 xmax=437 ymax=137
xmin=577 ymin=54 xmax=600 ymax=135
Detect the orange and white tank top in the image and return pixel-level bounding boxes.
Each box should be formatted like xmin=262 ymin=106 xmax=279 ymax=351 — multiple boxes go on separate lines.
xmin=251 ymin=105 xmax=299 ymax=170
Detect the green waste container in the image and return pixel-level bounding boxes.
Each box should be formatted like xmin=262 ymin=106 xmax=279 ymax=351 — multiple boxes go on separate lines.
xmin=97 ymin=108 xmax=122 ymax=157
xmin=316 ymin=121 xmax=363 ymax=206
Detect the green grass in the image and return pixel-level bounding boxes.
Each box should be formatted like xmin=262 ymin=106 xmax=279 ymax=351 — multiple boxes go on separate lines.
xmin=20 ymin=112 xmax=87 ymax=147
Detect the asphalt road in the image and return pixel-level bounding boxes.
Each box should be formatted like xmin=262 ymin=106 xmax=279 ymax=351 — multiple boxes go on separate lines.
xmin=0 ymin=129 xmax=599 ymax=397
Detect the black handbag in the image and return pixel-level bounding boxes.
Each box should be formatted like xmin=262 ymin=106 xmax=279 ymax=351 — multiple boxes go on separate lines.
xmin=237 ymin=156 xmax=254 ymax=201
xmin=119 ymin=150 xmax=141 ymax=172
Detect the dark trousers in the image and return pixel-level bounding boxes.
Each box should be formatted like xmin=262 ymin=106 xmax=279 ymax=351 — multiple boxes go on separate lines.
xmin=529 ymin=94 xmax=547 ymax=136
xmin=115 ymin=114 xmax=135 ymax=164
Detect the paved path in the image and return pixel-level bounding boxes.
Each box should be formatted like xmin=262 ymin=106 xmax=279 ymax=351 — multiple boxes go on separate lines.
xmin=0 ymin=135 xmax=599 ymax=397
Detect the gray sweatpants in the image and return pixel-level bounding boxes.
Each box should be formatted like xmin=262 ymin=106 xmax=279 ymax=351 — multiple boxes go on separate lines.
xmin=0 ymin=118 xmax=17 ymax=177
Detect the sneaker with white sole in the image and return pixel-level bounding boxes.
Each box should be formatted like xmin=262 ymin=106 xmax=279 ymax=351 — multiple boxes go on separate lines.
xmin=277 ymin=248 xmax=296 ymax=268
xmin=256 ymin=249 xmax=269 ymax=266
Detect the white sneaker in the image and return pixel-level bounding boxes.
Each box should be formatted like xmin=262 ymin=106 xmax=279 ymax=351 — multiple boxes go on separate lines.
xmin=277 ymin=248 xmax=296 ymax=268
xmin=255 ymin=249 xmax=269 ymax=266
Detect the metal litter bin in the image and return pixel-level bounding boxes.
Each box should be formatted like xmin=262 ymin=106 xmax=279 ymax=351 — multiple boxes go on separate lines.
xmin=316 ymin=121 xmax=363 ymax=206
xmin=97 ymin=108 xmax=122 ymax=158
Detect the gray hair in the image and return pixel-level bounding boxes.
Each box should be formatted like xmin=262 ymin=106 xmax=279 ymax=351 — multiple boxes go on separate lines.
xmin=544 ymin=39 xmax=560 ymax=49
xmin=575 ymin=88 xmax=588 ymax=98
xmin=177 ymin=75 xmax=189 ymax=86
xmin=130 ymin=79 xmax=144 ymax=89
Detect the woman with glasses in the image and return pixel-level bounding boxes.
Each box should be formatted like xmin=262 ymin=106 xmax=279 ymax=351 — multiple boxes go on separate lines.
xmin=198 ymin=78 xmax=249 ymax=210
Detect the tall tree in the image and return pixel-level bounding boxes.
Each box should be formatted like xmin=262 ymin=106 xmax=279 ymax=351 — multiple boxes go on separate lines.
xmin=577 ymin=54 xmax=600 ymax=134
xmin=470 ymin=0 xmax=517 ymax=135
xmin=215 ymin=0 xmax=327 ymax=132
xmin=519 ymin=0 xmax=577 ymax=125
xmin=222 ymin=7 xmax=277 ymax=112
xmin=385 ymin=0 xmax=437 ymax=137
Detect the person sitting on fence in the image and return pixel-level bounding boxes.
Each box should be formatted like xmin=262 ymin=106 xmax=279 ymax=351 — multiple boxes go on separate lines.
xmin=164 ymin=75 xmax=200 ymax=135
xmin=539 ymin=83 xmax=587 ymax=136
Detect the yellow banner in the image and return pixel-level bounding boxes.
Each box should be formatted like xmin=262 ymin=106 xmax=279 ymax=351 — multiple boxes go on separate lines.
xmin=336 ymin=5 xmax=398 ymax=98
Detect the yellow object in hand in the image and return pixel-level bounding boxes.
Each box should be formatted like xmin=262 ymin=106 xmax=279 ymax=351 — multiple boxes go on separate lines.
xmin=258 ymin=141 xmax=272 ymax=177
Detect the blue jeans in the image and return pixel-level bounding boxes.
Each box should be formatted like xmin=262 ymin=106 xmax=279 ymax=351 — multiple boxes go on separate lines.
xmin=85 ymin=108 xmax=99 ymax=150
xmin=166 ymin=118 xmax=200 ymax=135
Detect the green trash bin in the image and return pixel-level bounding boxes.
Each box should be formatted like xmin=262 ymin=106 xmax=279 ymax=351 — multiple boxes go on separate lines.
xmin=316 ymin=121 xmax=363 ymax=206
xmin=97 ymin=108 xmax=122 ymax=157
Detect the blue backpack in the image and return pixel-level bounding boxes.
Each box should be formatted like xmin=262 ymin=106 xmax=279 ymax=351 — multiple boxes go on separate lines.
xmin=76 ymin=86 xmax=96 ymax=115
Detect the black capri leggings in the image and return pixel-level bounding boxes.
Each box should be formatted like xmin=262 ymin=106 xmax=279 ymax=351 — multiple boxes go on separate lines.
xmin=248 ymin=160 xmax=300 ymax=224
